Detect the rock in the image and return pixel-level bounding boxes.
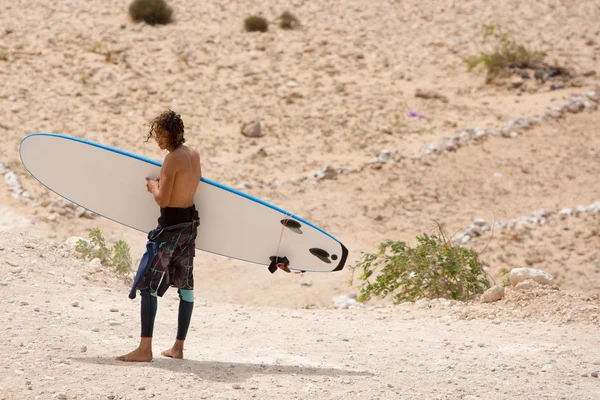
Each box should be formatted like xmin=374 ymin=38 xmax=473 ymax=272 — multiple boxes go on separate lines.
xmin=550 ymin=82 xmax=565 ymax=91
xmin=482 ymin=285 xmax=504 ymax=303
xmin=473 ymin=218 xmax=487 ymax=227
xmin=241 ymin=120 xmax=263 ymax=138
xmin=0 ymin=281 xmax=10 ymax=286
xmin=109 ymin=307 xmax=119 ymax=313
xmin=541 ymin=364 xmax=553 ymax=372
xmin=321 ymin=165 xmax=338 ymax=180
xmin=65 ymin=236 xmax=87 ymax=249
xmin=515 ymin=279 xmax=540 ymax=291
xmin=591 ymin=370 xmax=599 ymax=378
xmin=566 ymin=101 xmax=584 ymax=113
xmin=232 ymin=384 xmax=242 ymax=390
xmin=511 ymin=76 xmax=524 ymax=88
xmin=90 ymin=258 xmax=102 ymax=268
xmin=71 ymin=302 xmax=79 ymax=307
xmin=415 ymin=88 xmax=448 ymax=103
xmin=510 ymin=268 xmax=554 ymax=287
xmin=80 ymin=346 xmax=87 ymax=353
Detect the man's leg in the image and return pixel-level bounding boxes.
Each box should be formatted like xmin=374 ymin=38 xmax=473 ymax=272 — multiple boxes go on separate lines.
xmin=162 ymin=288 xmax=193 ymax=359
xmin=116 ymin=290 xmax=157 ymax=362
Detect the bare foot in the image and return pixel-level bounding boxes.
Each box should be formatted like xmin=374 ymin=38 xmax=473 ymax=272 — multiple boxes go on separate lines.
xmin=116 ymin=348 xmax=153 ymax=362
xmin=161 ymin=346 xmax=183 ymax=359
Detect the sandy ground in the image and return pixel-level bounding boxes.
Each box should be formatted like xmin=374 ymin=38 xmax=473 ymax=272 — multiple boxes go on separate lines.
xmin=1 ymin=0 xmax=600 ymax=398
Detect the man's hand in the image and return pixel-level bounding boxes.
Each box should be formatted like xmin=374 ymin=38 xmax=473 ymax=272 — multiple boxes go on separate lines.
xmin=146 ymin=177 xmax=159 ymax=194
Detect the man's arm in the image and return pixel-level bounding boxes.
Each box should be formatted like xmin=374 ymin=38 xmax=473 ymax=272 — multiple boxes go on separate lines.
xmin=147 ymin=153 xmax=178 ymax=208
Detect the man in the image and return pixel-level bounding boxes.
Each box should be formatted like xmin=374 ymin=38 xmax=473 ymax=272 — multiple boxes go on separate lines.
xmin=117 ymin=110 xmax=201 ymax=362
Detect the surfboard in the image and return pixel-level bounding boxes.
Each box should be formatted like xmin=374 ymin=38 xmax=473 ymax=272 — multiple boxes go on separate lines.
xmin=19 ymin=133 xmax=348 ymax=273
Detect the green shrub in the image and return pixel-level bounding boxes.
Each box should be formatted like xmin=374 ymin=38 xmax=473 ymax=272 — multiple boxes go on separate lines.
xmin=129 ymin=0 xmax=174 ymax=25
xmin=279 ymin=11 xmax=299 ymax=30
xmin=76 ymin=228 xmax=133 ymax=275
xmin=466 ymin=24 xmax=545 ymax=77
xmin=112 ymin=240 xmax=133 ymax=274
xmin=351 ymin=231 xmax=491 ymax=303
xmin=76 ymin=228 xmax=111 ymax=265
xmin=245 ymin=15 xmax=268 ymax=33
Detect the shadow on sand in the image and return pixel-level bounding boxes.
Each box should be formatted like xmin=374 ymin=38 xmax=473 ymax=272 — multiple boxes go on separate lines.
xmin=76 ymin=357 xmax=373 ymax=383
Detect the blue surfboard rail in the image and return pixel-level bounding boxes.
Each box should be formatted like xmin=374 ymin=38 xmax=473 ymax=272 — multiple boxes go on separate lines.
xmin=19 ymin=132 xmax=344 ymax=246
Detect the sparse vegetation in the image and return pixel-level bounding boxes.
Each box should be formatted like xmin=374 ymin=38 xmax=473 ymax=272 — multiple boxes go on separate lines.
xmin=498 ymin=267 xmax=512 ymax=287
xmin=278 ymin=11 xmax=300 ymax=30
xmin=350 ymin=228 xmax=491 ymax=303
xmin=76 ymin=228 xmax=133 ymax=275
xmin=466 ymin=24 xmax=545 ymax=77
xmin=128 ymin=0 xmax=174 ymax=25
xmin=244 ymin=15 xmax=268 ymax=33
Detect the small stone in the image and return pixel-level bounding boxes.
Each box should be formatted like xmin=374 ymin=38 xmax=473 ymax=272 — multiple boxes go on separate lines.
xmin=92 ymin=328 xmax=100 ymax=332
xmin=64 ymin=279 xmax=76 ymax=286
xmin=108 ymin=321 xmax=121 ymax=326
xmin=0 ymin=281 xmax=10 ymax=286
xmin=415 ymin=88 xmax=448 ymax=103
xmin=56 ymin=393 xmax=67 ymax=400
xmin=511 ymin=76 xmax=524 ymax=88
xmin=566 ymin=101 xmax=584 ymax=113
xmin=80 ymin=346 xmax=87 ymax=353
xmin=89 ymin=258 xmax=102 ymax=268
xmin=482 ymin=285 xmax=504 ymax=303
xmin=593 ymin=360 xmax=600 ymax=365
xmin=591 ymin=371 xmax=599 ymax=378
xmin=232 ymin=384 xmax=242 ymax=390
xmin=550 ymin=82 xmax=565 ymax=91
xmin=473 ymin=218 xmax=487 ymax=227
xmin=241 ymin=120 xmax=263 ymax=138
xmin=515 ymin=279 xmax=540 ymax=291
xmin=15 ymin=369 xmax=24 ymax=375
xmin=541 ymin=364 xmax=553 ymax=372
xmin=71 ymin=302 xmax=79 ymax=307
xmin=138 ymin=386 xmax=146 ymax=390
xmin=109 ymin=307 xmax=119 ymax=313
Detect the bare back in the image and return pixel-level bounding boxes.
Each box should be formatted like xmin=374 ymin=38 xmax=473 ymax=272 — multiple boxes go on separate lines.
xmin=159 ymin=145 xmax=201 ymax=208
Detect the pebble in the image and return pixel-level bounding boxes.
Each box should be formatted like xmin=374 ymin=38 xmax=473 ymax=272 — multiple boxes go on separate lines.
xmin=0 ymin=281 xmax=10 ymax=286
xmin=80 ymin=346 xmax=87 ymax=353
xmin=91 ymin=328 xmax=100 ymax=332
xmin=109 ymin=307 xmax=119 ymax=312
xmin=71 ymin=302 xmax=79 ymax=307
xmin=232 ymin=384 xmax=242 ymax=390
xmin=108 ymin=321 xmax=121 ymax=326
xmin=592 ymin=371 xmax=599 ymax=378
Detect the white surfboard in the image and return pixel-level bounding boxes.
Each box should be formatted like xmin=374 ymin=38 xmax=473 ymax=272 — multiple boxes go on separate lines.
xmin=19 ymin=133 xmax=348 ymax=273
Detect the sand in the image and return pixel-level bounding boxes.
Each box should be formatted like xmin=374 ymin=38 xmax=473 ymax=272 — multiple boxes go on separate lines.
xmin=0 ymin=0 xmax=599 ymax=399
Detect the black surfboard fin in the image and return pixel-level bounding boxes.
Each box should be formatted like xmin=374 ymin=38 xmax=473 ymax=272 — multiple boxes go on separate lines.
xmin=268 ymin=256 xmax=291 ymax=273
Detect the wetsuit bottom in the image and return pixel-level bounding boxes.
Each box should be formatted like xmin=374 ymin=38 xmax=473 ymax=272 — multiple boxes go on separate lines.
xmin=176 ymin=289 xmax=194 ymax=341
xmin=140 ymin=290 xmax=158 ymax=338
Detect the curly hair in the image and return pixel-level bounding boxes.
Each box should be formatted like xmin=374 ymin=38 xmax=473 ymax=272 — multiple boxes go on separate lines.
xmin=146 ymin=109 xmax=185 ymax=149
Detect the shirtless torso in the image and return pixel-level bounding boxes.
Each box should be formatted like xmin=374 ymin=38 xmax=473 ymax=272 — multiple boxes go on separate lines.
xmin=146 ymin=141 xmax=201 ymax=208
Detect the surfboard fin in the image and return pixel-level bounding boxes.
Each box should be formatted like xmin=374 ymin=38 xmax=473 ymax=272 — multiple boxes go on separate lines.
xmin=268 ymin=256 xmax=291 ymax=273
